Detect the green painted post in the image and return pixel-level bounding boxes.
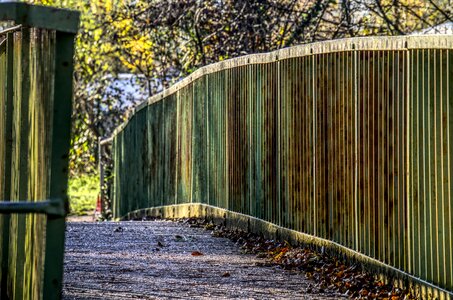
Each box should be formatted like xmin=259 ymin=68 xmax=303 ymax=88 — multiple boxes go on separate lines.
xmin=0 ymin=4 xmax=79 ymax=299
xmin=42 ymin=31 xmax=76 ymax=300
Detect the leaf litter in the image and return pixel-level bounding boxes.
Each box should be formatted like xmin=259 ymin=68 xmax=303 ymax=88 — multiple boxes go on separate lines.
xmin=176 ymin=217 xmax=418 ymax=300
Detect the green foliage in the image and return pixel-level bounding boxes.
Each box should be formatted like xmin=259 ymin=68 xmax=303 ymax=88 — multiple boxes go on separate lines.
xmin=25 ymin=0 xmax=452 ymax=177
xmin=68 ymin=175 xmax=99 ymax=216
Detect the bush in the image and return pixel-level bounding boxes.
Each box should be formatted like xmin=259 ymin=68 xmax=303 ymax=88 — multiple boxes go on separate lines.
xmin=68 ymin=175 xmax=99 ymax=216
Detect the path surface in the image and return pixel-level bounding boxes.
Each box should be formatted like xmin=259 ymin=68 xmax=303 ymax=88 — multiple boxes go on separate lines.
xmin=63 ymin=221 xmax=342 ymax=300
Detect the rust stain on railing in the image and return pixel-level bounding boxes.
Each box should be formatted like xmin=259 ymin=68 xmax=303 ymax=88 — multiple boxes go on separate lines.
xmin=105 ymin=36 xmax=453 ymax=298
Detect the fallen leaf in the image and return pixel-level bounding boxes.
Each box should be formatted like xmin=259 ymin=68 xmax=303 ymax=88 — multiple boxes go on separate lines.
xmin=113 ymin=227 xmax=124 ymax=233
xmin=205 ymin=223 xmax=215 ymax=230
xmin=222 ymin=272 xmax=231 ymax=277
xmin=175 ymin=235 xmax=185 ymax=242
xmin=191 ymin=251 xmax=203 ymax=256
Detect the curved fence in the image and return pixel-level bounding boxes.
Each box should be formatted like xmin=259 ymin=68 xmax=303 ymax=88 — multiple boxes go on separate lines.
xmin=107 ymin=36 xmax=453 ymax=298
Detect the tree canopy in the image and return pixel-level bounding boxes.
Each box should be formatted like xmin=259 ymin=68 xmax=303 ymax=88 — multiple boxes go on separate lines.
xmin=27 ymin=0 xmax=452 ymax=175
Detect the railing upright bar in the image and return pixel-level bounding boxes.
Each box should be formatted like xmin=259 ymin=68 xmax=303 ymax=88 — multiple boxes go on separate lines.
xmin=353 ymin=44 xmax=359 ymax=252
xmin=405 ymin=44 xmax=412 ymax=276
xmin=12 ymin=27 xmax=31 ymax=300
xmin=1 ymin=30 xmax=14 ymax=300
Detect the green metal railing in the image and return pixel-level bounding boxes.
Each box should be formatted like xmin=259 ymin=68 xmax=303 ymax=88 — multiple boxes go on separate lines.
xmin=106 ymin=35 xmax=453 ymax=298
xmin=0 ymin=3 xmax=78 ymax=300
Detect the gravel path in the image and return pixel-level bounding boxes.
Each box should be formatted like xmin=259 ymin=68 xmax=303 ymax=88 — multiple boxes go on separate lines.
xmin=63 ymin=220 xmax=342 ymax=300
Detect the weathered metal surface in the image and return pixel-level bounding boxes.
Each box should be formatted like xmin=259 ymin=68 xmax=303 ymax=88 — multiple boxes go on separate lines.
xmin=408 ymin=48 xmax=453 ymax=292
xmin=0 ymin=33 xmax=9 ymax=300
xmin=108 ymin=35 xmax=453 ymax=297
xmin=0 ymin=3 xmax=78 ymax=300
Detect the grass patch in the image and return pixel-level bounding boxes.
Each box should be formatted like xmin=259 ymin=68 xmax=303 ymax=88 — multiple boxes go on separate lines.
xmin=68 ymin=174 xmax=99 ymax=216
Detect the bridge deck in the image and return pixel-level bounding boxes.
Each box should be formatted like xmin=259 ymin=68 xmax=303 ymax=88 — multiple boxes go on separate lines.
xmin=63 ymin=220 xmax=340 ymax=299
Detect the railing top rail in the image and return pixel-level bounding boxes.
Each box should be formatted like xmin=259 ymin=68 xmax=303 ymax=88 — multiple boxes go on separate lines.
xmin=109 ymin=34 xmax=453 ymax=139
xmin=100 ymin=137 xmax=114 ymax=146
xmin=0 ymin=24 xmax=21 ymax=36
xmin=0 ymin=2 xmax=80 ymax=33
